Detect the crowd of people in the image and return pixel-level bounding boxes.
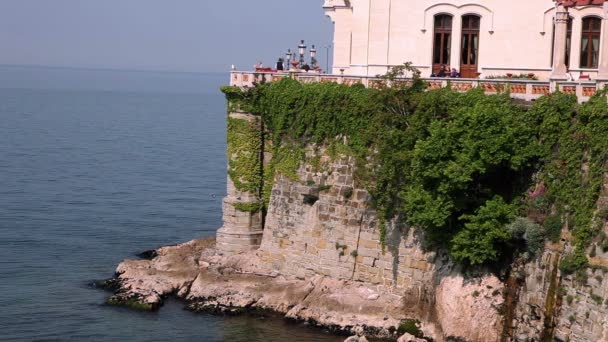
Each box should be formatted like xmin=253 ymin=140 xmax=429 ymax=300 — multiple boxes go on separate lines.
xmin=431 ymin=64 xmax=460 ymax=78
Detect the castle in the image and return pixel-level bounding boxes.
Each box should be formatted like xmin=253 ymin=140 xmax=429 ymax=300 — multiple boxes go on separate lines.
xmin=324 ymin=0 xmax=608 ymax=81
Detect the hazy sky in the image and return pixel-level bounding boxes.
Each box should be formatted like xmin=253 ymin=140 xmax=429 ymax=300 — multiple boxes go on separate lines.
xmin=0 ymin=0 xmax=333 ymax=72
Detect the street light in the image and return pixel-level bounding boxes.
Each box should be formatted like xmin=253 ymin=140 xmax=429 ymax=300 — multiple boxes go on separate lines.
xmin=310 ymin=45 xmax=317 ymax=67
xmin=298 ymin=40 xmax=306 ymax=66
xmin=285 ymin=48 xmax=292 ymax=70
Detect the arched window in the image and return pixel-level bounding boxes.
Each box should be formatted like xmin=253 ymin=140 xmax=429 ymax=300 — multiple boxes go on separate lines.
xmin=433 ymin=15 xmax=452 ymax=74
xmin=580 ymin=17 xmax=601 ymax=68
xmin=460 ymin=15 xmax=481 ymax=78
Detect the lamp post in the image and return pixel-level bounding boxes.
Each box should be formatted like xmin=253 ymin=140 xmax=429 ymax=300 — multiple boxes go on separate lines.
xmin=310 ymin=45 xmax=317 ymax=67
xmin=285 ymin=48 xmax=292 ymax=71
xmin=298 ymin=40 xmax=306 ymax=66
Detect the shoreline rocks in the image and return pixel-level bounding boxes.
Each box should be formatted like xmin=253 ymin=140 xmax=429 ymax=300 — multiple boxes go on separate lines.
xmin=104 ymin=237 xmax=426 ymax=340
xmin=104 ymin=236 xmax=511 ymax=341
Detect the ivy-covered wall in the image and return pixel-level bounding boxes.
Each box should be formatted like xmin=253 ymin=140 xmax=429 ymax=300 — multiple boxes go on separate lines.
xmin=221 ymin=68 xmax=608 ymax=274
xmin=226 ymin=114 xmax=263 ymax=212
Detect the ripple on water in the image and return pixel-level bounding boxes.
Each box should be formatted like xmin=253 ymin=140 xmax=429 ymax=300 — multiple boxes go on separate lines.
xmin=0 ymin=75 xmax=343 ymax=341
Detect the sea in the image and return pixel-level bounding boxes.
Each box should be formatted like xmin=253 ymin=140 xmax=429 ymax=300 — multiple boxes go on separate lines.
xmin=0 ymin=65 xmax=344 ymax=342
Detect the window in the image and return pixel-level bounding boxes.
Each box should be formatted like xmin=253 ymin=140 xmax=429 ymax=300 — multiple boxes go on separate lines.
xmin=460 ymin=15 xmax=481 ymax=78
xmin=433 ymin=15 xmax=452 ymax=73
xmin=580 ymin=17 xmax=601 ymax=68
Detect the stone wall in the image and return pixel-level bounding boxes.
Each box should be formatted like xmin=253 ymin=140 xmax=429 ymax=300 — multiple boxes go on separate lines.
xmin=257 ymin=153 xmax=438 ymax=294
xmin=216 ymin=111 xmax=264 ymax=254
xmin=254 ymin=150 xmax=505 ymax=341
xmin=216 ymin=117 xmax=608 ymax=340
xmin=510 ymin=176 xmax=608 ymax=342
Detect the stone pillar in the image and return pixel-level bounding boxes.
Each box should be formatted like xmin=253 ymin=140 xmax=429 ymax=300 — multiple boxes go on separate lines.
xmin=551 ymin=5 xmax=570 ymax=81
xmin=597 ymin=2 xmax=608 ymax=81
xmin=216 ymin=111 xmax=264 ymax=255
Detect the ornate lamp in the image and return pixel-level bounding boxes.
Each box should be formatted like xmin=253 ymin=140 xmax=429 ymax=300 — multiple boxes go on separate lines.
xmin=298 ymin=40 xmax=306 ymax=65
xmin=310 ymin=45 xmax=317 ymax=67
xmin=285 ymin=49 xmax=293 ymax=70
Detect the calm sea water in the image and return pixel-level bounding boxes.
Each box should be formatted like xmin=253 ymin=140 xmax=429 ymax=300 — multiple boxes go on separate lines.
xmin=0 ymin=66 xmax=343 ymax=342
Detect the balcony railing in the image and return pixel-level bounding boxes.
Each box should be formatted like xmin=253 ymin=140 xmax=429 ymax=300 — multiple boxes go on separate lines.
xmin=230 ymin=71 xmax=600 ymax=103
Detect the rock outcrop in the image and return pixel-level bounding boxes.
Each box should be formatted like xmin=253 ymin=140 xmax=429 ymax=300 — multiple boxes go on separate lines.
xmin=106 ymin=152 xmax=508 ymax=341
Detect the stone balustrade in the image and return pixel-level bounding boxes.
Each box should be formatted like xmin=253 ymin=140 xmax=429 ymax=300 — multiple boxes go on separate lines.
xmin=230 ymin=70 xmax=601 ymax=103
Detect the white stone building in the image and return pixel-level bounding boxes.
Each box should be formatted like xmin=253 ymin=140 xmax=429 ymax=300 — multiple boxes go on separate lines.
xmin=323 ymin=0 xmax=608 ymax=80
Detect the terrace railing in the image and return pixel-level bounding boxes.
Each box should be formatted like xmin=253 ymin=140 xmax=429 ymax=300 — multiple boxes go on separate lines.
xmin=230 ymin=71 xmax=601 ymax=103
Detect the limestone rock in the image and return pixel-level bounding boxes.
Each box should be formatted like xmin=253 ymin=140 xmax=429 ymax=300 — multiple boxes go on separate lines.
xmin=396 ymin=333 xmax=425 ymax=342
xmin=344 ymin=336 xmax=368 ymax=342
xmin=435 ymin=273 xmax=504 ymax=342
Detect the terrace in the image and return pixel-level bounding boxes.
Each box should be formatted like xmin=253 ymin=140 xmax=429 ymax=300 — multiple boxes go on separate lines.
xmin=230 ymin=70 xmax=603 ymax=103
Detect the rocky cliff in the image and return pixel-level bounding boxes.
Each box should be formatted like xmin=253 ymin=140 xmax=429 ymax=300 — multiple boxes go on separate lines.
xmin=106 ymin=145 xmax=508 ymax=341
xmin=106 ymin=79 xmax=608 ymax=341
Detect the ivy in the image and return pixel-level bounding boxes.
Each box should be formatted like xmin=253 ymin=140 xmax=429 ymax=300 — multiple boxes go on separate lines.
xmin=221 ymin=70 xmax=608 ymax=268
xmin=227 ymin=117 xmax=263 ymax=195
xmin=233 ymin=201 xmax=263 ymax=213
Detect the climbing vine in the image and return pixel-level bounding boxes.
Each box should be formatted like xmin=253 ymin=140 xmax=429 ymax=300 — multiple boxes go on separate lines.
xmin=221 ymin=70 xmax=608 ymax=268
xmin=226 ymin=116 xmax=263 ymax=195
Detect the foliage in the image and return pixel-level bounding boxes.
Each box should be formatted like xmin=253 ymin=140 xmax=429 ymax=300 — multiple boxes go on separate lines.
xmin=531 ymin=90 xmax=608 ymax=267
xmin=507 ymin=217 xmax=546 ymax=259
xmin=544 ymin=215 xmax=563 ymax=243
xmin=222 ymin=68 xmax=608 ymax=267
xmin=226 ymin=117 xmax=263 ymax=195
xmin=451 ymin=197 xmax=516 ymax=265
xmin=560 ymin=250 xmax=589 ymax=275
xmin=485 ymin=73 xmax=538 ymax=80
xmin=233 ymin=201 xmax=263 ymax=213
xmin=397 ymin=319 xmax=423 ymax=338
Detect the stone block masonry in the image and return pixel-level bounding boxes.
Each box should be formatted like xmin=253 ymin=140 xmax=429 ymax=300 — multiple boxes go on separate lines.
xmin=216 ymin=111 xmax=264 ymax=254
xmin=257 ymin=153 xmax=438 ymax=295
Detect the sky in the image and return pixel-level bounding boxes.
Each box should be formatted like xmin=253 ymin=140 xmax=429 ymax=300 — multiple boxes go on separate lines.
xmin=0 ymin=0 xmax=334 ymax=73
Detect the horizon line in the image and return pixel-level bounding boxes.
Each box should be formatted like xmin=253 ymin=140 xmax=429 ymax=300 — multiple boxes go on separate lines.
xmin=0 ymin=63 xmax=230 ymax=75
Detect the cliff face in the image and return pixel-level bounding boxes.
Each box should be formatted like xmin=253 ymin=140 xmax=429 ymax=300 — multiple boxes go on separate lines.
xmin=255 ymin=147 xmax=505 ymax=341
xmin=218 ymin=104 xmax=608 ymax=341
xmin=110 ymin=84 xmax=608 ymax=342
xmin=510 ymin=176 xmax=608 ymax=342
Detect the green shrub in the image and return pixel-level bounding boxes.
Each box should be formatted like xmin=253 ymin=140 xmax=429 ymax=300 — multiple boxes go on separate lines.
xmin=507 ymin=217 xmax=545 ymax=257
xmin=576 ymin=269 xmax=589 ymax=284
xmin=590 ymin=245 xmax=597 ymax=258
xmin=233 ymin=202 xmax=263 ymax=213
xmin=451 ymin=197 xmax=516 ymax=265
xmin=544 ymin=215 xmax=563 ymax=243
xmin=397 ymin=320 xmax=422 ymax=338
xmin=560 ymin=251 xmax=589 ymax=275
xmin=591 ymin=293 xmax=603 ymax=305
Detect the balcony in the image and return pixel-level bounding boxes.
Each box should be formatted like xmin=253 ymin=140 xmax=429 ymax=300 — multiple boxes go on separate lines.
xmin=230 ymin=70 xmax=600 ymax=103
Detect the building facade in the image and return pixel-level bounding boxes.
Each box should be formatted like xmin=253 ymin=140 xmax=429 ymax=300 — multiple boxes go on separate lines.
xmin=323 ymin=0 xmax=608 ymax=80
